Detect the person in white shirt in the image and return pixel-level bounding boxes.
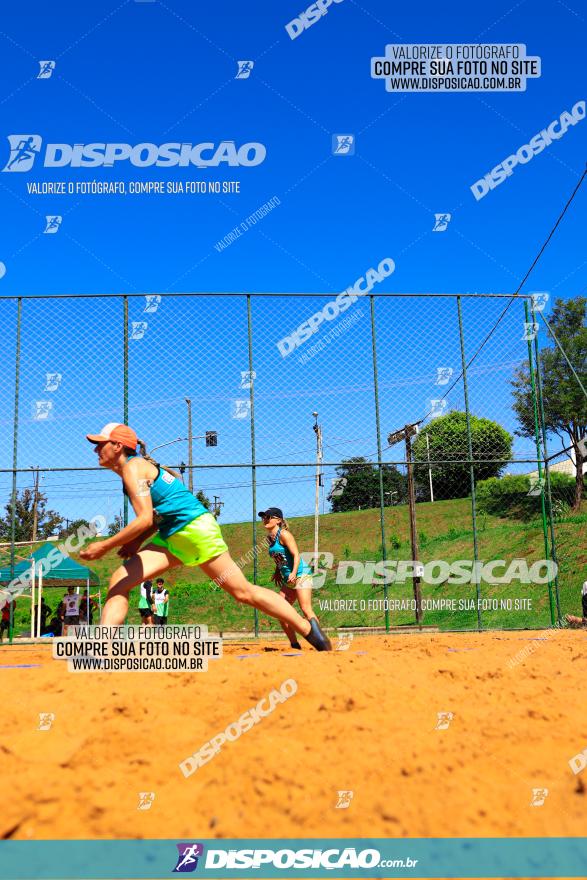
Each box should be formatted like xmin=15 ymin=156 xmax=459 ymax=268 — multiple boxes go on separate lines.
xmin=61 ymin=586 xmax=81 ymax=628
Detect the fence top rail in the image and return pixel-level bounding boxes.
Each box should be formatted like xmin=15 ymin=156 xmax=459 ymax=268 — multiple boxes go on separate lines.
xmin=0 ymin=291 xmax=534 ymax=301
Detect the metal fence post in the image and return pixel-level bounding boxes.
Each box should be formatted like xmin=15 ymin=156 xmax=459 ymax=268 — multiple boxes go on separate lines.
xmin=123 ymin=296 xmax=129 ymax=527
xmin=247 ymin=295 xmax=259 ymax=638
xmin=9 ymin=298 xmax=22 ymax=644
xmin=531 ymin=301 xmax=562 ymax=623
xmin=369 ymin=295 xmax=389 ymax=631
xmin=524 ymin=300 xmax=555 ymax=625
xmin=456 ymin=297 xmax=482 ymax=631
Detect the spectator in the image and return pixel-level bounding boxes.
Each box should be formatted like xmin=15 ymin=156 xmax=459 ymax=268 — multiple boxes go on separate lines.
xmin=61 ymin=586 xmax=81 ymax=631
xmin=0 ymin=597 xmax=16 ymax=642
xmin=566 ymin=581 xmax=587 ymax=628
xmin=152 ymin=578 xmax=169 ymax=624
xmin=138 ymin=579 xmax=154 ymax=625
xmin=79 ymin=589 xmax=99 ymax=625
xmin=33 ymin=598 xmax=52 ymax=635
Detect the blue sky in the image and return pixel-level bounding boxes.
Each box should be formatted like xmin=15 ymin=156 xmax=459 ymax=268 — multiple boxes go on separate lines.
xmin=0 ymin=0 xmax=585 ymax=528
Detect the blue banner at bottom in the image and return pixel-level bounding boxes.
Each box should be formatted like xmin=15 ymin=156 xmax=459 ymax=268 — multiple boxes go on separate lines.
xmin=0 ymin=838 xmax=585 ymax=879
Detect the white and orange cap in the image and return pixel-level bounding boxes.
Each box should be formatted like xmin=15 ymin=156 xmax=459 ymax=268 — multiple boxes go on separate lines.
xmin=86 ymin=422 xmax=138 ymax=450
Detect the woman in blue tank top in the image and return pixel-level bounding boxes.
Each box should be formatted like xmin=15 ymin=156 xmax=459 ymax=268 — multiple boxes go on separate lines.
xmin=79 ymin=423 xmax=331 ymax=650
xmin=259 ymin=506 xmax=319 ymax=650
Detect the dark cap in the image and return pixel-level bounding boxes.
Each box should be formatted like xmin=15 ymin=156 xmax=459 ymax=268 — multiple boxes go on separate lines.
xmin=258 ymin=507 xmax=283 ymax=520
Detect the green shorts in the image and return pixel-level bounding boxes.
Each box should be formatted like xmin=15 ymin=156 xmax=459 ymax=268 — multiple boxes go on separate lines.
xmin=151 ymin=513 xmax=228 ymax=567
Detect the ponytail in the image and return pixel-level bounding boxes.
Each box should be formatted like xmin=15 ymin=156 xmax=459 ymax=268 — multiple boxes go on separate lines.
xmin=136 ymin=438 xmax=183 ymax=481
xmin=278 ymin=517 xmax=290 ymax=531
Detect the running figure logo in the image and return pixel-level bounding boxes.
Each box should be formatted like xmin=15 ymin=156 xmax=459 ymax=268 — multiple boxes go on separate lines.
xmin=433 ymin=213 xmax=451 ymax=232
xmin=231 ymin=399 xmax=251 ymax=419
xmin=430 ymin=398 xmax=448 ymax=418
xmin=335 ymin=790 xmax=354 ymax=809
xmin=530 ymin=788 xmax=548 ymax=806
xmin=32 ymin=400 xmax=54 ymax=420
xmin=37 ymin=61 xmax=56 ymax=79
xmin=332 ymin=134 xmax=355 ymax=155
xmin=44 ymin=216 xmax=62 ymax=234
xmin=522 ymin=322 xmax=539 ymax=341
xmin=527 ymin=476 xmax=545 ymax=497
xmin=335 ymin=632 xmax=353 ymax=651
xmin=173 ymin=843 xmax=204 ymax=873
xmin=131 ymin=321 xmax=148 ymax=340
xmin=435 ymin=711 xmax=454 ymax=730
xmin=3 ymin=135 xmax=42 ymax=172
xmin=137 ymin=792 xmax=155 ymax=810
xmin=44 ymin=372 xmax=62 ymax=391
xmin=235 ymin=61 xmax=254 ymax=79
xmin=38 ymin=712 xmax=55 ymax=731
xmin=144 ymin=294 xmax=161 ymax=313
xmin=531 ymin=292 xmax=549 ymax=312
xmin=239 ymin=370 xmax=256 ymax=389
xmin=435 ymin=367 xmax=453 ymax=386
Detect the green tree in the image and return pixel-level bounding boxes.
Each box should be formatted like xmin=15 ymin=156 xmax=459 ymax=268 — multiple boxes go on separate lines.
xmin=0 ymin=488 xmax=63 ymax=542
xmin=59 ymin=518 xmax=92 ymax=539
xmin=413 ymin=412 xmax=513 ymax=500
xmin=196 ymin=489 xmax=211 ymax=510
xmin=512 ymin=297 xmax=587 ymax=511
xmin=327 ymin=456 xmax=406 ymax=512
xmin=107 ymin=514 xmax=124 ymax=537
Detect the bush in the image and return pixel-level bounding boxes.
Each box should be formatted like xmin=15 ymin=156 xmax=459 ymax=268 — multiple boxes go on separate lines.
xmin=477 ymin=472 xmax=576 ymax=520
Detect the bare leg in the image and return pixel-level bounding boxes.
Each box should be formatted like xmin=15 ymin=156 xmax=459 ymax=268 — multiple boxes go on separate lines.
xmin=200 ymin=553 xmax=311 ymax=638
xmin=101 ymin=545 xmax=181 ymax=625
xmin=279 ymin=587 xmax=301 ymax=645
xmin=295 ymin=584 xmax=317 ymax=622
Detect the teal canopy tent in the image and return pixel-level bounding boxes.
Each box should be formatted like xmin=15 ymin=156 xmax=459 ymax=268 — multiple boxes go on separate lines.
xmin=0 ymin=541 xmax=100 ymax=638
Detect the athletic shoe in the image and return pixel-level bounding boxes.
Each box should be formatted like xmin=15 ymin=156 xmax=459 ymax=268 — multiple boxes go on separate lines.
xmin=304 ymin=619 xmax=332 ymax=651
xmin=290 ymin=641 xmax=302 ymax=650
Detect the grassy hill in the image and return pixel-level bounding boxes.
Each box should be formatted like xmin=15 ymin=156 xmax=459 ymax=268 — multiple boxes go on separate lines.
xmin=4 ymin=498 xmax=586 ymax=635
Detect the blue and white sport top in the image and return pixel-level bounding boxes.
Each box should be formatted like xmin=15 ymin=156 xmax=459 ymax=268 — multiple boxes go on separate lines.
xmin=125 ymin=456 xmax=208 ymax=539
xmin=267 ymin=527 xmax=311 ymax=580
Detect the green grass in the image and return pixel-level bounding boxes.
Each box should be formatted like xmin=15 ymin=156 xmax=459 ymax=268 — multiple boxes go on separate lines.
xmin=5 ymin=497 xmax=586 ymax=635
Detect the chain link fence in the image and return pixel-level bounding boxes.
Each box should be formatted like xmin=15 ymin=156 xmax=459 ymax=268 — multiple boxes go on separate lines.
xmin=0 ymin=291 xmax=584 ymax=638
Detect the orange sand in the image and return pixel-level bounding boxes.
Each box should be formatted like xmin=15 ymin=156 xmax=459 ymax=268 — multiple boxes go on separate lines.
xmin=1 ymin=630 xmax=586 ymax=844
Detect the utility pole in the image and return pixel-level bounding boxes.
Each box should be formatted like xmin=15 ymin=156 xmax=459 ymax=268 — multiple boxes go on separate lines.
xmin=185 ymin=398 xmax=193 ymax=493
xmin=388 ymin=422 xmax=423 ymax=627
xmin=312 ymin=412 xmax=323 ymax=576
xmin=404 ymin=428 xmax=422 ymax=626
xmin=426 ymin=432 xmax=434 ymax=502
xmin=212 ymin=495 xmax=224 ymax=519
xmin=31 ymin=466 xmax=40 ymax=543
